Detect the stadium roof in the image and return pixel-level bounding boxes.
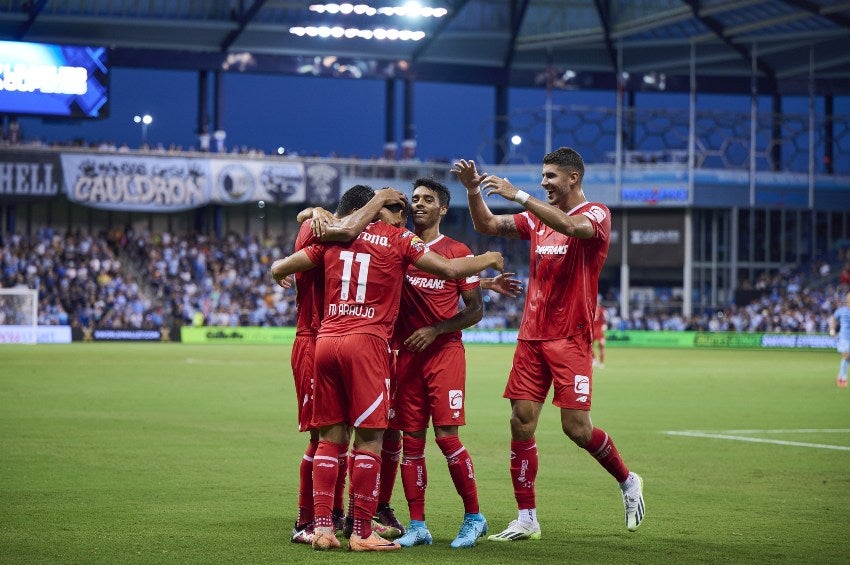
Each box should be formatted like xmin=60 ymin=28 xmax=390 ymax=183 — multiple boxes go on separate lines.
xmin=2 ymin=0 xmax=850 ymax=95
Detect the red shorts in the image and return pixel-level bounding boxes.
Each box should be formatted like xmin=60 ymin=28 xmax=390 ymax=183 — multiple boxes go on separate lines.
xmin=391 ymin=342 xmax=467 ymax=431
xmin=505 ymin=337 xmax=593 ymax=410
xmin=291 ymin=335 xmax=316 ymax=432
xmin=311 ymin=334 xmax=392 ymax=429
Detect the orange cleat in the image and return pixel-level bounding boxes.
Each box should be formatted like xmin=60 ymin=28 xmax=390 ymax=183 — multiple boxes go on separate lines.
xmin=348 ymin=532 xmax=402 ymax=551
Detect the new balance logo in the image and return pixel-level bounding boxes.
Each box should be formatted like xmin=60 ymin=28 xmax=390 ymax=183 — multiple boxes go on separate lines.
xmin=576 ymin=395 xmax=588 ymax=403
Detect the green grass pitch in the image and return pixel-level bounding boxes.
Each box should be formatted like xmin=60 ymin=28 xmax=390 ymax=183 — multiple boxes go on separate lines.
xmin=1 ymin=344 xmax=848 ymax=564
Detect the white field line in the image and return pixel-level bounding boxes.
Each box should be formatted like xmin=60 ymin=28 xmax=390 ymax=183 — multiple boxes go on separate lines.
xmin=664 ymin=430 xmax=850 ymax=451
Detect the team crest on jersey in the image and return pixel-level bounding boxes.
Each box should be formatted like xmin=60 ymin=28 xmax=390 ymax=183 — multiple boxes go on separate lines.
xmin=583 ymin=206 xmax=607 ymax=223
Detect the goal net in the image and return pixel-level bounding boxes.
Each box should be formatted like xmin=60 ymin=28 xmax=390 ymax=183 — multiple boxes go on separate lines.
xmin=0 ymin=288 xmax=39 ymax=343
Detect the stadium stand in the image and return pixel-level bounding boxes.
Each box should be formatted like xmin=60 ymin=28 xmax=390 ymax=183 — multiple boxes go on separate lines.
xmin=2 ymin=218 xmax=847 ymax=334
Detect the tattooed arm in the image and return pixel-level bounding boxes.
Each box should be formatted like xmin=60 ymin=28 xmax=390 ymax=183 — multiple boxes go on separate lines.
xmin=452 ymin=158 xmax=522 ymax=239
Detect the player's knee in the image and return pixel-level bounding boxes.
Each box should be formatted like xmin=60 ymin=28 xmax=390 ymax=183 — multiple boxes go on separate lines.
xmin=509 ymin=413 xmax=536 ymax=439
xmin=561 ymin=420 xmax=591 ymax=446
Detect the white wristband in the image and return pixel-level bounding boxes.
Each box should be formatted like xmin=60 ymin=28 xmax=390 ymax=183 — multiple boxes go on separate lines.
xmin=514 ymin=190 xmax=530 ymax=205
xmin=467 ymin=187 xmax=481 ymax=196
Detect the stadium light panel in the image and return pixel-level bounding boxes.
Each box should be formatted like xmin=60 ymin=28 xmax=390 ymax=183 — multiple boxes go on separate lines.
xmin=288 ymin=25 xmax=423 ymax=40
xmin=309 ymin=3 xmax=446 ymax=17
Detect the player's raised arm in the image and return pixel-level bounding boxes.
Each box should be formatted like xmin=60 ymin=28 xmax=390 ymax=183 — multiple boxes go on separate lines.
xmin=414 ymin=249 xmax=504 ymax=280
xmin=479 ymin=173 xmax=595 ymax=239
xmin=320 ymin=187 xmax=405 ymax=241
xmin=270 ymin=249 xmax=317 ymax=288
xmin=452 ymin=159 xmax=522 ymax=239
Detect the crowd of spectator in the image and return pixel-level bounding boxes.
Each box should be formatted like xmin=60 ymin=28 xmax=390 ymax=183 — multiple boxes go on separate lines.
xmin=599 ymin=253 xmax=850 ymax=334
xmin=1 ymin=224 xmax=849 ymax=334
xmin=118 ymin=229 xmax=296 ymax=328
xmin=1 ymin=228 xmax=150 ymax=329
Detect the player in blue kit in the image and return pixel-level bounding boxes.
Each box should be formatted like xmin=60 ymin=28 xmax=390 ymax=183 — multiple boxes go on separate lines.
xmin=829 ymin=291 xmax=850 ymax=388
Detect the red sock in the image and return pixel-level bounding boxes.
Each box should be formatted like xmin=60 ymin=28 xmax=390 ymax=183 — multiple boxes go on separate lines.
xmin=350 ymin=450 xmax=382 ymax=538
xmin=297 ymin=440 xmax=318 ymax=526
xmin=312 ymin=440 xmax=344 ymax=528
xmin=584 ymin=427 xmax=629 ymax=483
xmin=436 ymin=435 xmax=479 ymax=515
xmin=400 ymin=436 xmax=427 ymax=521
xmin=510 ymin=438 xmax=538 ymax=510
xmin=378 ymin=434 xmax=401 ymax=505
xmin=333 ymin=448 xmax=348 ymax=517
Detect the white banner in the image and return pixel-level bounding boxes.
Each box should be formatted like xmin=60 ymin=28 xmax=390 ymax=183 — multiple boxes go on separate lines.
xmin=209 ymin=159 xmax=306 ymax=204
xmin=61 ymin=153 xmax=212 ymax=212
xmin=0 ymin=325 xmax=72 ymax=344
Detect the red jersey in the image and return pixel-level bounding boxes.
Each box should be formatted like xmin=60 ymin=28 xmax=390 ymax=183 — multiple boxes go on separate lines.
xmin=393 ymin=234 xmax=480 ymax=350
xmin=513 ymin=202 xmax=610 ymax=342
xmin=304 ymin=221 xmax=427 ymax=340
xmin=293 ymin=220 xmax=322 ymax=337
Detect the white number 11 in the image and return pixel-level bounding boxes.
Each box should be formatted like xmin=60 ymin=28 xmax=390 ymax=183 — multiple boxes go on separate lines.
xmin=339 ymin=251 xmax=371 ymax=303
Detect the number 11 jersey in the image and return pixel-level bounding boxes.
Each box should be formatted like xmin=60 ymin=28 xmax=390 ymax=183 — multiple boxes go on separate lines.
xmin=303 ymin=221 xmax=427 ymax=341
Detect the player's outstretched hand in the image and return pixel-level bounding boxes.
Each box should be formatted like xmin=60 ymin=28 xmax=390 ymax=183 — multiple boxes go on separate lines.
xmin=481 ymin=175 xmax=519 ymax=201
xmin=484 ymin=272 xmax=523 ymax=298
xmin=451 ymin=159 xmax=486 ymax=191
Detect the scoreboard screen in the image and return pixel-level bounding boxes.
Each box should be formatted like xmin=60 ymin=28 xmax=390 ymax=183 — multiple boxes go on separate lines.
xmin=0 ymin=40 xmax=109 ymax=119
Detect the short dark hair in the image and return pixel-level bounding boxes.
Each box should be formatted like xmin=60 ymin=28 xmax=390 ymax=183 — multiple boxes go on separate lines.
xmin=336 ymin=184 xmax=374 ymax=216
xmin=543 ymin=147 xmax=585 ymax=179
xmin=412 ymin=177 xmax=450 ymax=208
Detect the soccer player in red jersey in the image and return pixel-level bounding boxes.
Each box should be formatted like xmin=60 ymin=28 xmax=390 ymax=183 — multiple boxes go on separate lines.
xmin=592 ymin=299 xmax=608 ymax=369
xmin=390 ymin=178 xmax=493 ymax=549
xmin=287 ymin=185 xmax=406 ymax=545
xmin=452 ymin=147 xmax=645 ymax=540
xmin=299 ymin=194 xmax=456 ymax=542
xmin=271 ymin=209 xmax=504 ymax=552
xmin=369 ymin=192 xmax=522 ymax=542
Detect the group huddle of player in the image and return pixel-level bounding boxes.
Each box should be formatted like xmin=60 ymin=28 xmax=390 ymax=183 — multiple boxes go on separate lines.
xmin=271 ymin=148 xmax=645 ymax=552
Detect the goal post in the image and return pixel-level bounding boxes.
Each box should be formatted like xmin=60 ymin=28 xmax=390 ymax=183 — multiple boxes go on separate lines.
xmin=0 ymin=288 xmax=39 ymax=343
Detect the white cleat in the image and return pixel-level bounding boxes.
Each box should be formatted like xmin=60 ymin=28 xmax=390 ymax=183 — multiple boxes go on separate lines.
xmin=623 ymin=472 xmax=645 ymax=532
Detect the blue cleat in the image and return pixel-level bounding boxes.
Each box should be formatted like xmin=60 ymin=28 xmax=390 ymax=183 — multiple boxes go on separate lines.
xmin=395 ymin=520 xmax=433 ymax=547
xmin=450 ymin=513 xmax=488 ymax=548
